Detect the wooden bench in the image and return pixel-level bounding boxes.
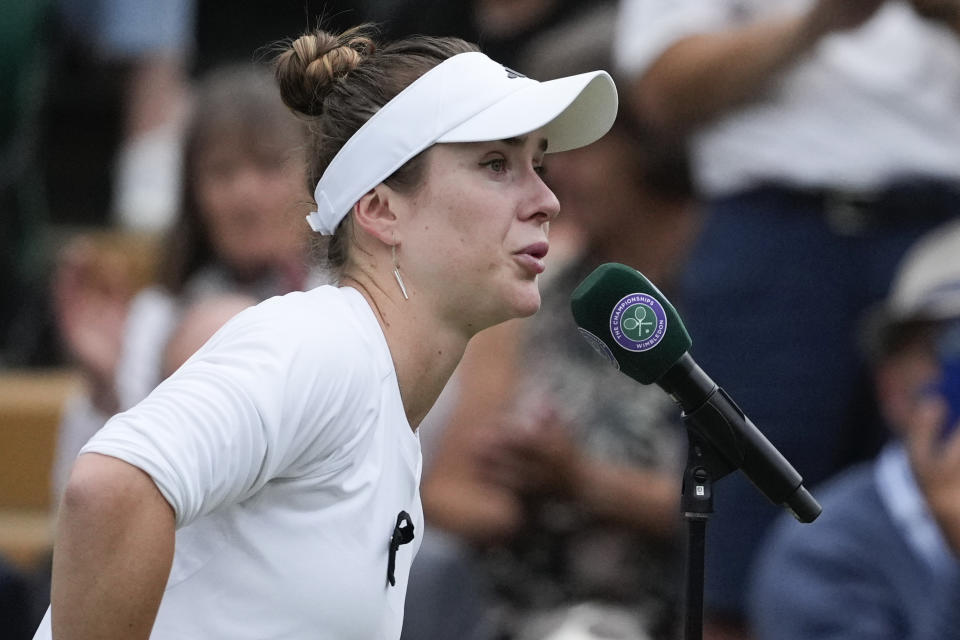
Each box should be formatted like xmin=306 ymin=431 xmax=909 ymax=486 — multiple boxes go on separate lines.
xmin=0 ymin=368 xmax=81 ymax=569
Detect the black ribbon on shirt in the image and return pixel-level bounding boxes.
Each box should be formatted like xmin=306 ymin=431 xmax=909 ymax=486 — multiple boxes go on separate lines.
xmin=387 ymin=510 xmax=415 ymax=587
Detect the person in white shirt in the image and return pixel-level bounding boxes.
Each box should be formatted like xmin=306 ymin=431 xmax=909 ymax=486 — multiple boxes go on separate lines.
xmin=614 ymin=0 xmax=960 ymax=635
xmin=35 ymin=23 xmax=618 ymax=640
xmin=50 ymin=63 xmax=319 ymax=505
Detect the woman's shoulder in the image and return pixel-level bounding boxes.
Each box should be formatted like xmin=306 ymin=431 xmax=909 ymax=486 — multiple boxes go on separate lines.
xmin=252 ymin=285 xmax=367 ymax=332
xmin=214 ymin=285 xmax=387 ymax=369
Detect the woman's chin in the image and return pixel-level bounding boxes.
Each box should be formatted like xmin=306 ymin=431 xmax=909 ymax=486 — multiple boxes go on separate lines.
xmin=507 ymin=286 xmax=542 ymax=320
xmin=462 ymin=282 xmax=542 ymax=334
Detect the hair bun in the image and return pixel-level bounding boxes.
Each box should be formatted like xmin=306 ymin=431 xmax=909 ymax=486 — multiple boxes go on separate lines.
xmin=276 ymin=28 xmax=376 ymax=116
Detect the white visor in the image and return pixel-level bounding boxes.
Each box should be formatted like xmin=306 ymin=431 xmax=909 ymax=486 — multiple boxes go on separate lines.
xmin=306 ymin=51 xmax=618 ymax=235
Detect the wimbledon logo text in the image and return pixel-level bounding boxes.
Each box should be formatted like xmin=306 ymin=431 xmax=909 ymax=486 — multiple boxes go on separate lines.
xmin=609 ymin=292 xmax=667 ymax=352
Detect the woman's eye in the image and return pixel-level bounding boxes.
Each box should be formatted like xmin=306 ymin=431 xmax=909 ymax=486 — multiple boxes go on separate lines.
xmin=534 ymin=164 xmax=547 ymax=177
xmin=484 ymin=158 xmax=506 ymax=173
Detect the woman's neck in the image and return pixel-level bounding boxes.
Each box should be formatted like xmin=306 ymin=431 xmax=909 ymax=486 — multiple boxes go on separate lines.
xmin=341 ymin=275 xmax=470 ymax=430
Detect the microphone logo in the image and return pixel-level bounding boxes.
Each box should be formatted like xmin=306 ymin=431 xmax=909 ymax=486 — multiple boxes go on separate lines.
xmin=610 ymin=293 xmax=668 ymax=352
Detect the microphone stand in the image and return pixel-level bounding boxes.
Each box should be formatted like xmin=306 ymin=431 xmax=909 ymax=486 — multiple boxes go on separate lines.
xmin=658 ymin=356 xmax=821 ymax=639
xmin=679 ymin=429 xmax=736 ymax=640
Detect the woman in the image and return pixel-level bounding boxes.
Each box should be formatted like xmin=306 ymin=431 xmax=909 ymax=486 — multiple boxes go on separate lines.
xmin=35 ymin=25 xmax=617 ymax=640
xmin=50 ymin=63 xmax=316 ymax=502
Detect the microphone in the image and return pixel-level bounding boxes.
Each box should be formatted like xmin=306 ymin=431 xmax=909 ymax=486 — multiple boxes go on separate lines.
xmin=570 ymin=263 xmax=821 ymax=523
xmin=387 ymin=510 xmax=415 ymax=587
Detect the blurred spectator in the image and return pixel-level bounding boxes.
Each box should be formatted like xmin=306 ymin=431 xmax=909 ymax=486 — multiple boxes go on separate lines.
xmin=4 ymin=2 xmax=367 ymax=366
xmin=56 ymin=0 xmax=197 ymax=231
xmin=614 ymin=1 xmax=960 ymax=634
xmin=50 ymin=63 xmax=319 ymax=502
xmin=1 ymin=2 xmax=375 ymax=370
xmin=0 ymin=0 xmax=196 ymax=365
xmin=749 ymin=218 xmax=960 ymax=639
xmin=36 ymin=1 xmax=365 ymax=231
xmin=404 ymin=7 xmax=697 ymax=640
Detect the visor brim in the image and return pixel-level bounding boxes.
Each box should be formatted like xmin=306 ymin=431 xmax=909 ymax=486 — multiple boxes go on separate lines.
xmin=437 ymin=71 xmax=618 ymax=153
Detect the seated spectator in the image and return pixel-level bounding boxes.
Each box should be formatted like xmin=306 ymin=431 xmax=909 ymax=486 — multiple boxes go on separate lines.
xmin=748 ymin=218 xmax=960 ymax=639
xmin=50 ymin=62 xmax=319 ymax=502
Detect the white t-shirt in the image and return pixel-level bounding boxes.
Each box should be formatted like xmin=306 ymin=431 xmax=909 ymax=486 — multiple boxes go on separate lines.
xmin=614 ymin=0 xmax=960 ymax=196
xmin=35 ymin=286 xmax=423 ymax=640
xmin=52 ymin=266 xmax=332 ymax=504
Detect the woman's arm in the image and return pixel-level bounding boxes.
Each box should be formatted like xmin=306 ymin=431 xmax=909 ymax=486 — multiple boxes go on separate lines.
xmin=51 ymin=453 xmax=175 ymax=640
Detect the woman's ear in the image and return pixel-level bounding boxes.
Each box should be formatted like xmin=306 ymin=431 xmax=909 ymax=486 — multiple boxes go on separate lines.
xmin=353 ymin=184 xmax=403 ymax=246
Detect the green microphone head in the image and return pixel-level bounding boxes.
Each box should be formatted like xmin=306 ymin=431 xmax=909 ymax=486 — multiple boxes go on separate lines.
xmin=570 ymin=263 xmax=692 ymax=384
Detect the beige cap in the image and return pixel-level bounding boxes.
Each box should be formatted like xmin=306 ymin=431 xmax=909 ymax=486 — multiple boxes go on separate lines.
xmin=863 ymin=219 xmax=960 ymax=359
xmin=887 ymin=218 xmax=960 ymax=323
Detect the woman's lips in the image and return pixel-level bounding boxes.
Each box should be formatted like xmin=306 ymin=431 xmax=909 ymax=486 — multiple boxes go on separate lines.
xmin=514 ymin=242 xmax=549 ymax=274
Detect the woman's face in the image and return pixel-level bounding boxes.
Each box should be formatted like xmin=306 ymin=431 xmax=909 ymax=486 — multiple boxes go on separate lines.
xmin=394 ymin=131 xmax=560 ymax=330
xmin=194 ymin=138 xmax=309 ymax=275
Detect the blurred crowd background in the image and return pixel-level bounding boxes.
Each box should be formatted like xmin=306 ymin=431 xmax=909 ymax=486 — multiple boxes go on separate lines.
xmin=3 ymin=1 xmax=960 ymax=639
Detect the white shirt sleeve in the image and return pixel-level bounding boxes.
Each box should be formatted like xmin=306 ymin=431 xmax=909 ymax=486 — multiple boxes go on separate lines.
xmin=613 ymin=0 xmax=736 ymax=77
xmin=80 ymin=291 xmax=376 ymax=528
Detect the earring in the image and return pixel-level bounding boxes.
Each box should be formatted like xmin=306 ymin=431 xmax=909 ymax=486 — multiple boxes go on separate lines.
xmin=392 ymin=244 xmax=409 ymax=300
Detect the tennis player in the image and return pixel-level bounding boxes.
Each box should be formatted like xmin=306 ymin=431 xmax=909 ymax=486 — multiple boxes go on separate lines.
xmin=34 ymin=25 xmax=617 ymax=640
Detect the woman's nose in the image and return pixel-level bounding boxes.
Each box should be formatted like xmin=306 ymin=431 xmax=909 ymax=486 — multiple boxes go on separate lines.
xmin=525 ymin=172 xmax=561 ymax=222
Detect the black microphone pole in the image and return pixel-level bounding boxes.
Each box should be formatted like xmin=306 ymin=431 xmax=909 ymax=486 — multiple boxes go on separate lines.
xmin=658 ymin=355 xmax=816 ymax=640
xmin=677 ymin=416 xmax=733 ymax=640
xmin=660 ymin=356 xmax=819 ymax=640
xmin=680 ymin=430 xmax=715 ymax=640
